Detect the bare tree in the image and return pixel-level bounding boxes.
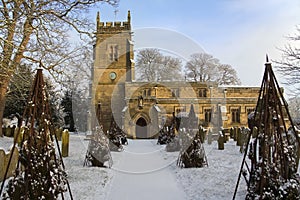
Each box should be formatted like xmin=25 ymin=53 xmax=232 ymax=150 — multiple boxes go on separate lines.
xmin=135 ymin=48 xmax=183 ymax=81
xmin=185 ymin=53 xmax=219 ymax=82
xmin=0 ymin=0 xmax=118 ymax=136
xmin=185 ymin=53 xmax=241 ymax=85
xmin=216 ymin=64 xmax=241 ymax=85
xmin=288 ymin=96 xmax=300 ymax=120
xmin=275 ymin=26 xmax=300 ymax=94
xmin=60 ymin=45 xmax=93 ymax=132
xmin=2 ymin=64 xmax=33 ymax=129
xmin=135 ymin=49 xmax=162 ymax=81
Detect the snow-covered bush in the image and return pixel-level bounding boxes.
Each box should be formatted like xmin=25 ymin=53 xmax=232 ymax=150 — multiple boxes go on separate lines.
xmin=107 ymin=120 xmax=125 ymax=152
xmin=177 ymin=129 xmax=207 ymax=168
xmin=246 ymin=170 xmax=300 ymax=200
xmin=85 ymin=126 xmax=112 ymax=167
xmin=157 ymin=126 xmax=176 ymax=145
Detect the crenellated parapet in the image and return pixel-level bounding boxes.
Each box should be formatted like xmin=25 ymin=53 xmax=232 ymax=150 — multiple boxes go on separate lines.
xmin=96 ymin=10 xmax=131 ymax=33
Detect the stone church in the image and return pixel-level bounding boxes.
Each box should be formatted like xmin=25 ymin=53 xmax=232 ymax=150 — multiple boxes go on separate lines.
xmin=92 ymin=11 xmax=260 ymax=139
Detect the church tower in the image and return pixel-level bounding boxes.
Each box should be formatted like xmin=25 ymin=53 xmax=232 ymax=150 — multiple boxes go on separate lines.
xmin=93 ymin=11 xmax=134 ymax=132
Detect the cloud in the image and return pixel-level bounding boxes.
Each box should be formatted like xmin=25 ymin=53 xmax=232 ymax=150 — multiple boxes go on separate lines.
xmin=203 ymin=0 xmax=300 ymax=86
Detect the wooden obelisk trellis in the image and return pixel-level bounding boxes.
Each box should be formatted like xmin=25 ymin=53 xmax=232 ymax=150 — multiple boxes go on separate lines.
xmin=233 ymin=58 xmax=300 ymax=199
xmin=177 ymin=104 xmax=208 ymax=168
xmin=0 ymin=69 xmax=73 ymax=199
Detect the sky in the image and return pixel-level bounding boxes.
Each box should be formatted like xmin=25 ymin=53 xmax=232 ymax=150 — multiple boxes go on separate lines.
xmin=90 ymin=0 xmax=300 ymax=88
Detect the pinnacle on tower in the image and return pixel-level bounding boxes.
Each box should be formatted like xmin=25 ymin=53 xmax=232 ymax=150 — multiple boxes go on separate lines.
xmin=127 ymin=10 xmax=131 ymax=23
xmin=97 ymin=11 xmax=100 ymax=29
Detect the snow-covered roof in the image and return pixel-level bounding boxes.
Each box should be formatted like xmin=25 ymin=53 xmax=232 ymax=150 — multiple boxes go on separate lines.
xmin=219 ymin=85 xmax=260 ymax=88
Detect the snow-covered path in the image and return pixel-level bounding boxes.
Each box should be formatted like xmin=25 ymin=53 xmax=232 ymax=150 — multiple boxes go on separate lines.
xmin=106 ymin=140 xmax=187 ymax=200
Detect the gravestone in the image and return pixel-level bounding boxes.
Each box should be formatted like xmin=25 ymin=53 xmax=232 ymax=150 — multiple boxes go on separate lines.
xmin=0 ymin=148 xmax=19 ymax=182
xmin=62 ymin=129 xmax=69 ymax=157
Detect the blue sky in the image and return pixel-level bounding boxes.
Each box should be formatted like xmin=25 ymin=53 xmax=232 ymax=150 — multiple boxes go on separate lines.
xmin=91 ymin=0 xmax=300 ymax=87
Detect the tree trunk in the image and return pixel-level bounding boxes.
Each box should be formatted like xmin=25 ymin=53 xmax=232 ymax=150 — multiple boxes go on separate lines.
xmin=0 ymin=79 xmax=9 ymax=137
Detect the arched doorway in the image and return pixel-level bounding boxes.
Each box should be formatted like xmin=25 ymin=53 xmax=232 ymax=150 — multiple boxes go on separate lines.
xmin=136 ymin=117 xmax=147 ymax=139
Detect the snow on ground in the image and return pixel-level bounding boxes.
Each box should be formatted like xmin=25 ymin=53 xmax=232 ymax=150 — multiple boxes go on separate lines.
xmin=62 ymin=134 xmax=114 ymax=200
xmin=0 ymin=134 xmax=113 ymax=200
xmin=1 ymin=134 xmax=298 ymax=199
xmin=168 ymin=140 xmax=247 ymax=200
xmin=106 ymin=139 xmax=186 ymax=200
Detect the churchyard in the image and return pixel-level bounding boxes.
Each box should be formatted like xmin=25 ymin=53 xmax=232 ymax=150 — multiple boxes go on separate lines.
xmin=1 ymin=63 xmax=300 ymax=199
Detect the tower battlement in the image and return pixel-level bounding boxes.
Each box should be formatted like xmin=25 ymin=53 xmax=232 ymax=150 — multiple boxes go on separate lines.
xmin=96 ymin=10 xmax=131 ymax=33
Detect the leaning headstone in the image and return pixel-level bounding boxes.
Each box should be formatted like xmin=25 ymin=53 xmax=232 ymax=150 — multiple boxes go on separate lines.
xmin=10 ymin=126 xmax=16 ymax=137
xmin=230 ymin=127 xmax=234 ymax=139
xmin=199 ymin=126 xmax=206 ymax=143
xmin=0 ymin=149 xmax=5 ymax=181
xmin=4 ymin=126 xmax=14 ymax=137
xmin=236 ymin=127 xmax=242 ymax=146
xmin=1 ymin=127 xmax=5 ymax=137
xmin=234 ymin=127 xmax=238 ymax=141
xmin=4 ymin=127 xmax=10 ymax=137
xmin=6 ymin=148 xmax=19 ymax=179
xmin=56 ymin=127 xmax=63 ymax=141
xmin=222 ymin=128 xmax=230 ymax=142
xmin=13 ymin=127 xmax=19 ymax=140
xmin=62 ymin=129 xmax=69 ymax=157
xmin=218 ymin=131 xmax=224 ymax=150
xmin=0 ymin=148 xmax=19 ymax=181
xmin=14 ymin=127 xmax=25 ymax=146
xmin=2 ymin=127 xmax=7 ymax=137
xmin=239 ymin=127 xmax=250 ymax=153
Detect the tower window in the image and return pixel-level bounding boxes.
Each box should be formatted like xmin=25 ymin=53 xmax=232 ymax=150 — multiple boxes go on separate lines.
xmin=114 ymin=45 xmax=118 ymax=61
xmin=109 ymin=44 xmax=119 ymax=61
